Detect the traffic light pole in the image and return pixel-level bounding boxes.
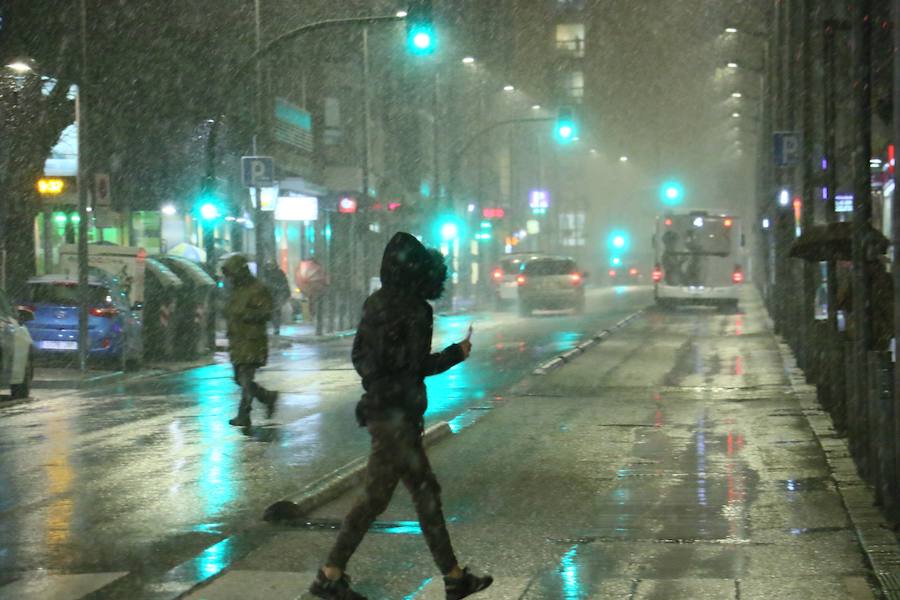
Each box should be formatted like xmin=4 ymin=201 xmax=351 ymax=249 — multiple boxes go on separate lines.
xmin=76 ymin=0 xmax=90 ymax=372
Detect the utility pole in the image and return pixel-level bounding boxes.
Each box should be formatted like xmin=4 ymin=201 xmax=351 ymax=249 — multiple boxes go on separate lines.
xmin=850 ymin=0 xmax=873 ymax=470
xmin=799 ymin=0 xmax=816 ymax=373
xmin=76 ymin=0 xmax=90 ymax=372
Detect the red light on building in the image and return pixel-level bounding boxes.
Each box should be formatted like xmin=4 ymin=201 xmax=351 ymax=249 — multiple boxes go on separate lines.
xmin=492 ymin=268 xmax=503 ymax=280
xmin=628 ymin=267 xmax=638 ymax=276
xmin=664 ymin=218 xmax=673 ymax=226
xmin=338 ymin=197 xmax=358 ymax=213
xmin=889 ymin=144 xmax=895 ymax=174
xmin=482 ymin=207 xmax=505 ymax=219
xmin=793 ymin=197 xmax=802 ymax=223
xmin=723 ymin=218 xmax=733 ymax=228
xmin=652 ymin=267 xmax=663 ymax=282
xmin=388 ymin=202 xmax=402 ymax=211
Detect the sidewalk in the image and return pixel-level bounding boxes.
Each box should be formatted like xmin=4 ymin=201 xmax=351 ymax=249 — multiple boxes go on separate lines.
xmin=175 ymin=290 xmax=887 ymax=599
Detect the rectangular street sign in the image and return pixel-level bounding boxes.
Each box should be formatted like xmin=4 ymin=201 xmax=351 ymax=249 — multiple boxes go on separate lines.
xmin=773 ymin=132 xmax=800 ymax=167
xmin=241 ymin=156 xmax=275 ymax=187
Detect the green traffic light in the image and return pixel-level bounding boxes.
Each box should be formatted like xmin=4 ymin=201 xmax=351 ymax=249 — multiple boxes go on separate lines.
xmin=199 ymin=202 xmax=220 ymax=221
xmin=555 ymin=121 xmax=576 ymax=143
xmin=407 ymin=24 xmax=436 ymax=55
xmin=660 ymin=181 xmax=685 ymax=206
xmin=607 ymin=230 xmax=629 ymax=252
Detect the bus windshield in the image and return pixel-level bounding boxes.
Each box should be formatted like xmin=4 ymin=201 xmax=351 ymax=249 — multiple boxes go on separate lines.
xmin=660 ymin=216 xmax=733 ymax=257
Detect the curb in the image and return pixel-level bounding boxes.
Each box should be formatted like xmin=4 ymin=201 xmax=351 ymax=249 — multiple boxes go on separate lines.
xmin=770 ymin=322 xmax=900 ymax=598
xmin=532 ymin=309 xmax=645 ymax=375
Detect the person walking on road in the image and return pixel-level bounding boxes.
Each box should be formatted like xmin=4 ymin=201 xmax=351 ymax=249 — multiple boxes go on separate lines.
xmin=222 ymin=254 xmax=279 ymax=427
xmin=260 ymin=260 xmax=291 ymax=335
xmin=308 ymin=232 xmax=493 ymax=600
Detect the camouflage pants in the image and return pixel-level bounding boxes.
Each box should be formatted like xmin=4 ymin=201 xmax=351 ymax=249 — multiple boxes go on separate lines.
xmin=233 ymin=364 xmax=270 ymax=417
xmin=326 ymin=420 xmax=458 ymax=574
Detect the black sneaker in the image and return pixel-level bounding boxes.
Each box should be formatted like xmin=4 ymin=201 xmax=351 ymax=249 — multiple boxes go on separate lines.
xmin=228 ymin=415 xmax=251 ymax=427
xmin=309 ymin=569 xmax=367 ymax=600
xmin=444 ymin=567 xmax=493 ymax=600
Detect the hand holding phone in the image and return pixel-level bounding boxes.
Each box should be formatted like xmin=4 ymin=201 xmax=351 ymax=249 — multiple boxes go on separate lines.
xmin=460 ymin=323 xmax=474 ymax=359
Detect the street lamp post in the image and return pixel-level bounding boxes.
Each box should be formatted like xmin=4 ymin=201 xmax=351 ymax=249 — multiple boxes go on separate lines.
xmin=76 ymin=0 xmax=90 ymax=372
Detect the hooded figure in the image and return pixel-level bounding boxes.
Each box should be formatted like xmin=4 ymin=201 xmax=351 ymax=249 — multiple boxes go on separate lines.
xmin=222 ymin=254 xmax=278 ymax=426
xmin=308 ymin=232 xmax=492 ymax=600
xmin=352 ymin=232 xmax=463 ymax=429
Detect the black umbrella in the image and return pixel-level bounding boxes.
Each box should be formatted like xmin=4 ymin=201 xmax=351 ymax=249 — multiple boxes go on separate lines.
xmin=789 ymin=222 xmax=889 ymax=262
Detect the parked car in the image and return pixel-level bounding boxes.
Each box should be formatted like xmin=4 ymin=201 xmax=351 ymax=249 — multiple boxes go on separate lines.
xmin=491 ymin=253 xmax=545 ymax=310
xmin=18 ymin=274 xmax=143 ymax=370
xmin=0 ymin=287 xmax=34 ymax=399
xmin=516 ymin=256 xmax=587 ymax=316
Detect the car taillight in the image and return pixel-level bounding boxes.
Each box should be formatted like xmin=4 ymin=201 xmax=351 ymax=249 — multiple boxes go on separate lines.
xmin=89 ymin=307 xmax=119 ymax=318
xmin=732 ymin=268 xmax=744 ymax=284
xmin=570 ymin=273 xmax=582 ymax=284
xmin=608 ymin=269 xmax=617 ymax=278
xmin=492 ymin=268 xmax=503 ymax=281
xmin=652 ymin=266 xmax=663 ymax=282
xmin=516 ymin=275 xmax=526 ymax=286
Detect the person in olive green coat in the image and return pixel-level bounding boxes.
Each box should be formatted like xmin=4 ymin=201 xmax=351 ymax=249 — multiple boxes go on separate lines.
xmin=222 ymin=255 xmax=278 ymax=426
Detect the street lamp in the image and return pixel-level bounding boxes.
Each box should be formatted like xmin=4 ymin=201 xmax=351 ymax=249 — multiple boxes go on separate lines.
xmin=725 ymin=27 xmax=739 ymax=34
xmin=503 ymin=84 xmax=515 ymax=92
xmin=462 ymin=56 xmax=475 ymax=64
xmin=619 ymin=155 xmax=629 ymax=162
xmin=532 ymin=104 xmax=541 ymax=110
xmin=727 ymin=62 xmax=739 ymax=69
xmin=732 ymin=112 xmax=741 ymax=118
xmin=732 ymin=92 xmax=743 ymax=98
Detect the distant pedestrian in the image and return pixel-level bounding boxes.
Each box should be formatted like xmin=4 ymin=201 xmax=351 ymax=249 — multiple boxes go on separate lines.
xmin=308 ymin=232 xmax=492 ymax=600
xmin=222 ymin=255 xmax=278 ymax=427
xmin=261 ymin=260 xmax=291 ymax=335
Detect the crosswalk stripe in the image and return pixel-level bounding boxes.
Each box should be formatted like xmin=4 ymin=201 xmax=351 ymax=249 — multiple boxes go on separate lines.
xmin=413 ymin=576 xmax=531 ymax=600
xmin=0 ymin=571 xmax=127 ymax=600
xmin=184 ymin=570 xmax=317 ymax=600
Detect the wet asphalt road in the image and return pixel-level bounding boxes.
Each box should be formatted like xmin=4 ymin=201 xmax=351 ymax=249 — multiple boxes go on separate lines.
xmin=0 ymin=286 xmax=650 ymax=582
xmin=184 ymin=290 xmax=878 ymax=600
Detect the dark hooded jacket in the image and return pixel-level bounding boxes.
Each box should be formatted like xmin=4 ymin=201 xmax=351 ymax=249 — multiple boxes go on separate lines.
xmin=353 ymin=232 xmax=464 ymax=428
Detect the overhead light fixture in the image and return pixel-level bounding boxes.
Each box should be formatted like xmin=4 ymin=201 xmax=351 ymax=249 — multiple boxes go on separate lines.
xmin=532 ymin=104 xmax=541 ymax=110
xmin=732 ymin=112 xmax=741 ymax=118
xmin=503 ymin=85 xmax=515 ymax=92
xmin=462 ymin=56 xmax=475 ymax=64
xmin=396 ymin=10 xmax=408 ymax=17
xmin=731 ymin=92 xmax=742 ymax=98
xmin=725 ymin=27 xmax=738 ymax=33
xmin=619 ymin=156 xmax=629 ymax=162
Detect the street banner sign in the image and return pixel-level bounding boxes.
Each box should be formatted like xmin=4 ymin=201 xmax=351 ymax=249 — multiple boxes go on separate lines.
xmin=241 ymin=156 xmax=275 ymax=187
xmin=94 ymin=173 xmax=111 ymax=207
xmin=773 ymin=132 xmax=800 ymax=167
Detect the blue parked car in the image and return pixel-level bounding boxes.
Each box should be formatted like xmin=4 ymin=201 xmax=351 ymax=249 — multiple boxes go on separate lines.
xmin=18 ymin=274 xmax=143 ymax=370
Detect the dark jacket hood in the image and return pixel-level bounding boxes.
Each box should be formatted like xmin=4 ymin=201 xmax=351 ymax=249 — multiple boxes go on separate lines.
xmin=380 ymin=232 xmax=447 ymax=300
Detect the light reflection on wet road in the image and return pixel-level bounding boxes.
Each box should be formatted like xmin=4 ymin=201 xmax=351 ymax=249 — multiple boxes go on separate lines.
xmin=0 ymin=286 xmax=651 ymax=577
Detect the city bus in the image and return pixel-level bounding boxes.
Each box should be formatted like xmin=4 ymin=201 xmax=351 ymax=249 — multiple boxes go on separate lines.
xmin=652 ymin=210 xmax=745 ymax=309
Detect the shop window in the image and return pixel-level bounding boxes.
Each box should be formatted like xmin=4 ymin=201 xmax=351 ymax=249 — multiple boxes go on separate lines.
xmin=556 ymin=23 xmax=585 ymax=57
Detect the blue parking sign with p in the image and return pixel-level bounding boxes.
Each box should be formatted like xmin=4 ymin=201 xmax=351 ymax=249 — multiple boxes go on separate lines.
xmin=241 ymin=156 xmax=275 ymax=187
xmin=773 ymin=132 xmax=800 ymax=167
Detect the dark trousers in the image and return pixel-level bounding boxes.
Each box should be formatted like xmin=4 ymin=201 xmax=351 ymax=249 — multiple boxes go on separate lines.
xmin=326 ymin=420 xmax=458 ymax=575
xmin=233 ymin=364 xmax=271 ymax=417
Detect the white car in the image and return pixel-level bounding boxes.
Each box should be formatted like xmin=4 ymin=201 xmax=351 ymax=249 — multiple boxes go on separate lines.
xmin=0 ymin=287 xmax=34 ymax=399
xmin=491 ymin=253 xmax=546 ymax=310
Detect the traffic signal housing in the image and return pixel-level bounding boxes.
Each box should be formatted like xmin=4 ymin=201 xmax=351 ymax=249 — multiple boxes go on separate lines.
xmin=406 ymin=0 xmax=436 ymax=55
xmin=555 ymin=107 xmax=577 ymax=144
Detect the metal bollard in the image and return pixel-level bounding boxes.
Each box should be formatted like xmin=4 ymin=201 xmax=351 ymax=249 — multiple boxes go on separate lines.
xmin=871 ymin=352 xmax=897 ymax=518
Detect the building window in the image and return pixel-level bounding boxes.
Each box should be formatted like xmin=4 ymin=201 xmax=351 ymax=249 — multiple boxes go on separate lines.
xmin=556 ymin=23 xmax=585 ymax=57
xmin=562 ymin=70 xmax=584 ymax=100
xmin=556 ymin=0 xmax=585 ymax=9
